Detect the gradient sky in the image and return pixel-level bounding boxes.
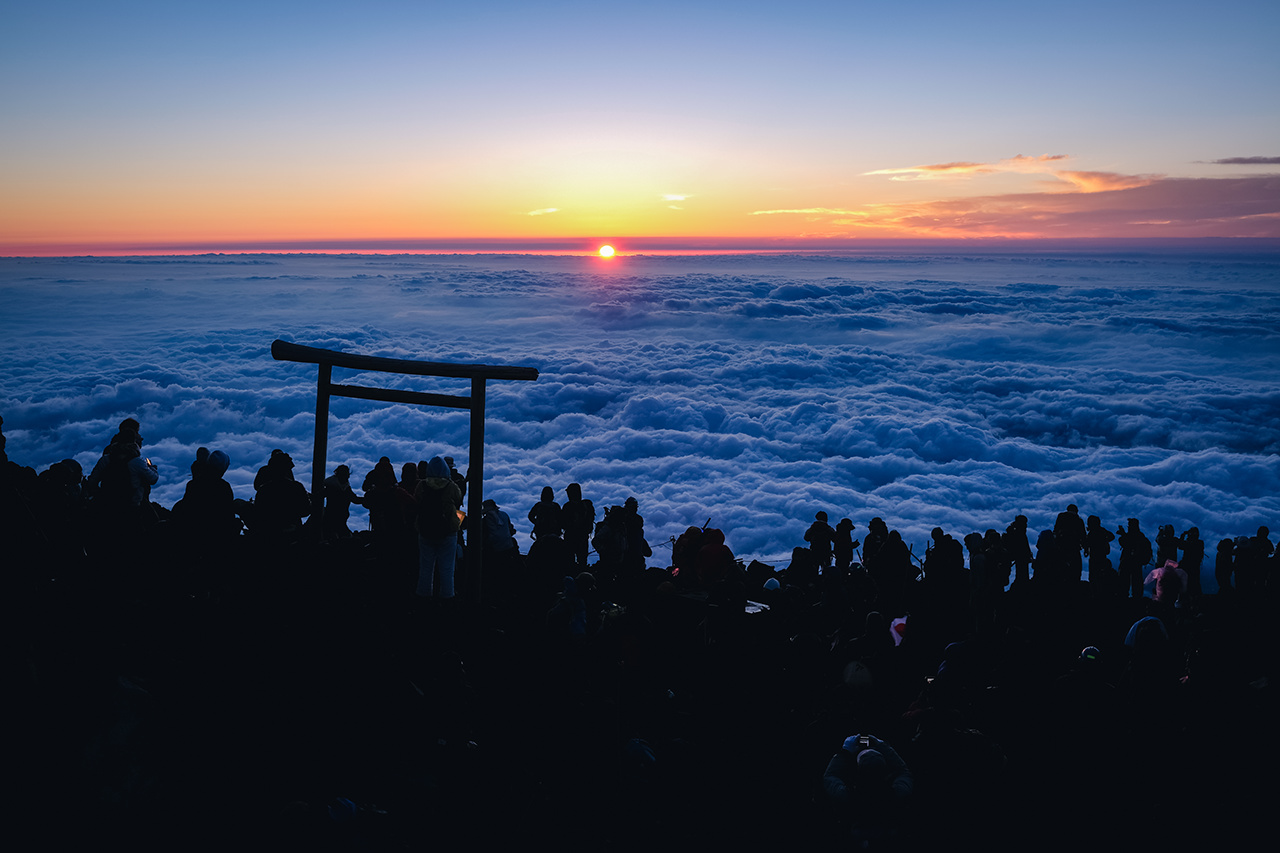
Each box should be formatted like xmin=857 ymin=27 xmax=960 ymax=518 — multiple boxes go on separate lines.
xmin=3 ymin=0 xmax=1278 ymax=253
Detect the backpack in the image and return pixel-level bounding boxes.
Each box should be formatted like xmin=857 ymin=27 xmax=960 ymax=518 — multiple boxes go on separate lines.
xmin=96 ymin=452 xmax=133 ymax=507
xmin=417 ymin=484 xmax=458 ymax=539
xmin=592 ymin=507 xmax=624 ymax=558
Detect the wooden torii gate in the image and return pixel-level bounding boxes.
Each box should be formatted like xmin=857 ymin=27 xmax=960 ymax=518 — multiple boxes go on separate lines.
xmin=271 ymin=339 xmax=539 ymax=602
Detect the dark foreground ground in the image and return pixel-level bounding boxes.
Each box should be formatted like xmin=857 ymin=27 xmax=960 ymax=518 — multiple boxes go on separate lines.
xmin=10 ymin=533 xmax=1278 ymax=852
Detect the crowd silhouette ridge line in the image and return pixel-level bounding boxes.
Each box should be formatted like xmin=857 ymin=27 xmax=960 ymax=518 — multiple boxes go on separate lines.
xmin=3 ymin=412 xmax=1277 ymax=848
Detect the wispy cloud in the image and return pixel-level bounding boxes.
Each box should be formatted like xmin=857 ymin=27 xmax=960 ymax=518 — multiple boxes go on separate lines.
xmin=527 ymin=208 xmax=559 ymax=216
xmin=749 ymin=207 xmax=867 ymax=217
xmin=864 ymin=154 xmax=1069 ymax=181
xmin=1050 ymin=171 xmax=1158 ymax=193
xmin=662 ymin=194 xmax=690 ymax=202
xmin=1207 ymin=156 xmax=1280 ymax=165
xmin=759 ymin=176 xmax=1280 ymax=239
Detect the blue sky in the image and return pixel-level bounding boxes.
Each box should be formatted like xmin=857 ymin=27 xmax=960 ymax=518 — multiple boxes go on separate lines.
xmin=3 ymin=1 xmax=1277 ymax=252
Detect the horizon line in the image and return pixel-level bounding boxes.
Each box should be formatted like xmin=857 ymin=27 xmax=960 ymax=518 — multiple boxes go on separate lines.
xmin=5 ymin=235 xmax=1280 ymax=259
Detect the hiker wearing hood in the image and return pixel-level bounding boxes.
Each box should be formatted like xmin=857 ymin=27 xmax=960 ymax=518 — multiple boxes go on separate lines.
xmin=414 ymin=456 xmax=463 ymax=599
xmin=173 ymin=448 xmax=235 ymax=539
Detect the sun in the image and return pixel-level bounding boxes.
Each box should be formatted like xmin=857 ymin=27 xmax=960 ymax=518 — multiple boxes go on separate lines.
xmin=597 ymin=244 xmax=615 ymax=258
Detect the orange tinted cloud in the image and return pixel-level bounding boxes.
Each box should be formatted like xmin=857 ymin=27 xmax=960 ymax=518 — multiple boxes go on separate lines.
xmin=1050 ymin=171 xmax=1158 ymax=193
xmin=864 ymin=154 xmax=1069 ymax=181
xmin=757 ymin=176 xmax=1280 ymax=239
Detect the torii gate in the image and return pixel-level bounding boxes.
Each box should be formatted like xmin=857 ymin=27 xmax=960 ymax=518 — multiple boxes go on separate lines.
xmin=271 ymin=339 xmax=539 ymax=602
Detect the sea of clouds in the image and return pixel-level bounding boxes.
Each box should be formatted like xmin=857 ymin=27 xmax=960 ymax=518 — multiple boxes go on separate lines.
xmin=3 ymin=251 xmax=1278 ymax=585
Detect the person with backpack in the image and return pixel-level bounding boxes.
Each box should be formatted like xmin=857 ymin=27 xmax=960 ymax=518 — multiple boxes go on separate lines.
xmin=561 ymin=482 xmax=595 ymax=570
xmin=87 ymin=426 xmax=158 ymax=527
xmin=414 ymin=456 xmax=463 ymax=601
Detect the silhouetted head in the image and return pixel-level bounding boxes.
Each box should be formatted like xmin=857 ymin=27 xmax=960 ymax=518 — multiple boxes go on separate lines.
xmin=206 ymin=450 xmax=229 ymax=478
xmin=816 ymin=510 xmax=828 ymax=522
xmin=425 ymin=456 xmax=449 ymax=479
xmin=837 ymin=518 xmax=854 ymax=531
xmin=541 ymin=485 xmax=554 ymax=502
xmin=119 ymin=418 xmax=142 ymax=445
xmin=1128 ymin=518 xmax=1140 ymax=532
xmin=334 ymin=464 xmax=350 ymax=479
xmin=567 ymin=482 xmax=582 ymax=501
xmin=1259 ymin=526 xmax=1271 ymax=539
xmin=444 ymin=456 xmax=456 ymax=470
xmin=624 ymin=496 xmax=638 ymax=512
xmin=931 ymin=527 xmax=944 ymax=541
xmin=853 ymin=748 xmax=888 ymax=790
xmin=1068 ymin=504 xmax=1079 ymax=514
xmin=1087 ymin=514 xmax=1101 ymax=529
xmin=1187 ymin=527 xmax=1199 ymax=540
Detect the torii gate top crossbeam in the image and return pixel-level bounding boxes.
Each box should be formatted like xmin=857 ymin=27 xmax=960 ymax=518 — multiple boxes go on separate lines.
xmin=272 ymin=339 xmax=539 ymax=382
xmin=271 ymin=338 xmax=538 ymax=604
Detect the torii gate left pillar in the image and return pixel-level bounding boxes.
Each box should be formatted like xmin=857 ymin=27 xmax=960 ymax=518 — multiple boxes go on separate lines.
xmin=271 ymin=339 xmax=539 ymax=605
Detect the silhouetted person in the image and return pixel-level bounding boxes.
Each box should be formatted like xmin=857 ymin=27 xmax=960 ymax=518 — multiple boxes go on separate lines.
xmin=1054 ymin=504 xmax=1087 ymax=581
xmin=443 ymin=456 xmax=467 ymax=502
xmin=1034 ymin=529 xmax=1064 ymax=587
xmin=1214 ymin=538 xmax=1235 ymax=594
xmin=561 ymin=482 xmax=595 ymax=571
xmin=1235 ymin=526 xmax=1273 ymax=596
xmin=250 ymin=450 xmax=310 ymax=540
xmin=833 ymin=518 xmax=859 ymax=571
xmin=982 ymin=528 xmax=1011 ymax=591
xmin=805 ymin=511 xmax=836 ymax=569
xmin=1117 ymin=518 xmax=1152 ymax=599
xmin=822 ymin=734 xmax=914 ymax=847
xmin=877 ymin=530 xmax=914 ymax=611
xmin=87 ymin=426 xmax=158 ymax=532
xmin=671 ymin=526 xmax=705 ymax=582
xmin=255 ymin=448 xmax=287 ymax=491
xmin=861 ymin=516 xmax=888 ymax=582
xmin=528 ymin=486 xmax=563 ymax=540
xmin=363 ymin=457 xmax=412 ymax=536
xmin=172 ymin=448 xmax=236 ymax=542
xmin=694 ymin=527 xmax=734 ymax=589
xmin=399 ymin=461 xmax=419 ymax=497
xmin=1155 ymin=524 xmax=1179 ymax=568
xmin=33 ymin=458 xmax=87 ymax=563
xmin=1176 ymin=527 xmax=1205 ymax=597
xmin=480 ymin=498 xmax=519 ymax=603
xmin=1086 ymin=514 xmax=1115 ymax=585
xmin=1145 ymin=560 xmax=1186 ymax=615
xmin=323 ymin=464 xmax=363 ymax=540
xmin=591 ymin=505 xmax=626 ymax=585
xmin=414 ymin=456 xmax=463 ymax=601
xmin=618 ymin=496 xmax=650 ymax=578
xmin=1004 ymin=515 xmax=1033 ymax=585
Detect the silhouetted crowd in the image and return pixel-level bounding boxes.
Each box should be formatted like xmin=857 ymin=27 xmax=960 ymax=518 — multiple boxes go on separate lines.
xmin=3 ymin=413 xmax=1277 ymax=850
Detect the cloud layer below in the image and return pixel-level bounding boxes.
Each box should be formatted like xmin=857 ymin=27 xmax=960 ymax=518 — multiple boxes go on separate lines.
xmin=3 ymin=251 xmax=1278 ymax=580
